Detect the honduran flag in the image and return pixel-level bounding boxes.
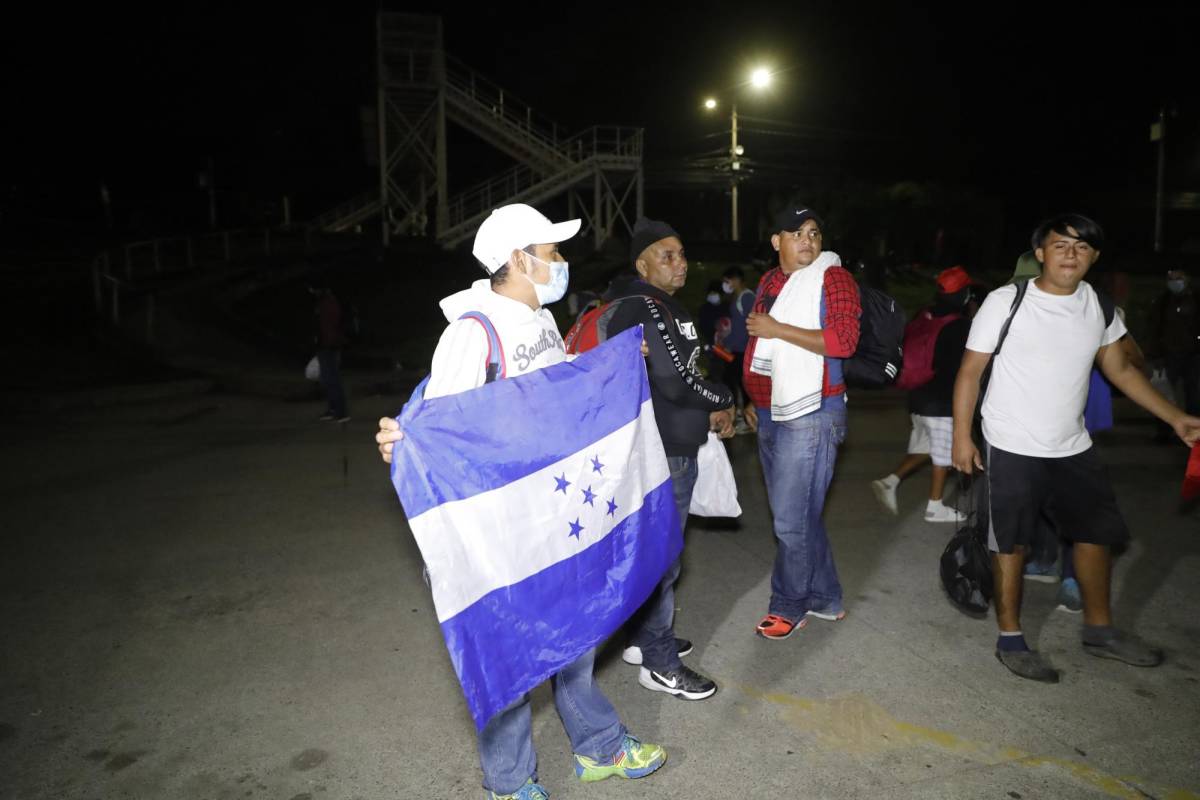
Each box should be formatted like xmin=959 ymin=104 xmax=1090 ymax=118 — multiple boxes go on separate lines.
xmin=389 ymin=325 xmax=681 ymax=730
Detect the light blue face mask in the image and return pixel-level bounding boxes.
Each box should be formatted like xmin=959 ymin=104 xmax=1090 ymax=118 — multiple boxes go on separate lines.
xmin=1167 ymin=279 xmax=1186 ymax=295
xmin=524 ymin=252 xmax=569 ymax=305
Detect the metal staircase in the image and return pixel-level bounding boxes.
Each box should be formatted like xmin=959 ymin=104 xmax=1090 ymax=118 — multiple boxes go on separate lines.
xmin=441 ymin=54 xmax=577 ymax=174
xmin=314 ymin=13 xmax=643 ymax=252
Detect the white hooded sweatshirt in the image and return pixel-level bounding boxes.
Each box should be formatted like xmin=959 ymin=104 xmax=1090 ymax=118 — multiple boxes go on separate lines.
xmin=426 ymin=279 xmax=566 ymax=399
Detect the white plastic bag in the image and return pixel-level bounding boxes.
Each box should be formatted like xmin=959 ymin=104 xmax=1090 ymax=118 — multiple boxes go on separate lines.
xmin=689 ymin=432 xmax=741 ymax=517
xmin=304 ymin=355 xmax=321 ymax=382
xmin=1150 ymin=367 xmax=1176 ymax=405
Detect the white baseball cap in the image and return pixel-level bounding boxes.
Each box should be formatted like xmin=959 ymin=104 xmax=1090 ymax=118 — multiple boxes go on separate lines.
xmin=471 ymin=204 xmax=581 ymax=273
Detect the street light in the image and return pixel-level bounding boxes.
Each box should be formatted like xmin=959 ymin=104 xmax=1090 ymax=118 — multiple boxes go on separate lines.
xmin=703 ymin=66 xmax=773 ymax=242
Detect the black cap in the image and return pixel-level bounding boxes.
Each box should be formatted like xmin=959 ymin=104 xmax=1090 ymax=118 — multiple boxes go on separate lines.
xmin=772 ymin=206 xmax=824 ymax=234
xmin=630 ymin=217 xmax=681 ymax=262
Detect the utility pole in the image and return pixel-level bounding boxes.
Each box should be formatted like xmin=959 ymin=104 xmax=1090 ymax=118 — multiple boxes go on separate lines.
xmin=730 ymin=103 xmax=739 ymax=242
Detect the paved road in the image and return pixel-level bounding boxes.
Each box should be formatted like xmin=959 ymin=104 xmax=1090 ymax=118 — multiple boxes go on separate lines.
xmin=1 ymin=387 xmax=1197 ymax=799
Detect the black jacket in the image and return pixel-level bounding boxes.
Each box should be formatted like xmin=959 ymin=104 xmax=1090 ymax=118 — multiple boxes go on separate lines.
xmin=604 ymin=277 xmax=733 ymax=457
xmin=1149 ymin=288 xmax=1200 ymax=358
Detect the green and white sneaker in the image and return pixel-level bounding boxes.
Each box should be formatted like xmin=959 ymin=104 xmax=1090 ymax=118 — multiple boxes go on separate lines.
xmin=486 ymin=778 xmax=548 ymax=800
xmin=573 ymin=734 xmax=666 ymax=782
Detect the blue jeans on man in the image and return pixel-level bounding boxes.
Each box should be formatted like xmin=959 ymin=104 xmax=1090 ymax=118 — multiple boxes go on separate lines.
xmin=756 ymin=399 xmax=847 ymax=621
xmin=626 ymin=456 xmax=697 ymax=671
xmin=477 ymin=647 xmax=624 ymax=794
xmin=475 ymin=459 xmax=696 ymax=793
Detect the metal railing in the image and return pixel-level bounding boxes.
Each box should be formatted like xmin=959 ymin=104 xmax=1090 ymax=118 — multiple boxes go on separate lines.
xmin=92 ymin=226 xmax=323 ymax=331
xmin=444 ymin=126 xmax=642 ymax=229
xmin=442 ymin=57 xmax=644 ymax=169
xmin=441 ymin=159 xmax=613 ymax=247
xmin=442 ymin=54 xmax=568 ymax=161
xmin=313 ymin=125 xmax=641 ymax=240
xmin=559 ymin=125 xmax=644 ymax=162
xmin=309 ymin=191 xmax=382 ymax=233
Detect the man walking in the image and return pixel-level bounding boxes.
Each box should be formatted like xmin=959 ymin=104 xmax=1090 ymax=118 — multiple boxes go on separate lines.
xmin=311 ymin=283 xmax=350 ymax=422
xmin=952 ymin=213 xmax=1200 ymax=683
xmin=873 ymin=266 xmax=973 ymax=523
xmin=1149 ymin=268 xmax=1200 ymax=417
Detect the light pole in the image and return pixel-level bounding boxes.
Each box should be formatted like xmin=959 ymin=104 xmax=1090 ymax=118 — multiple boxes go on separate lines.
xmin=704 ymin=67 xmax=772 ymax=242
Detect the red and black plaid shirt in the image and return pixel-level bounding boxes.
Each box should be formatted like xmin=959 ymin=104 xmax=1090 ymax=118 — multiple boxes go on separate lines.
xmin=743 ymin=265 xmax=862 ymax=409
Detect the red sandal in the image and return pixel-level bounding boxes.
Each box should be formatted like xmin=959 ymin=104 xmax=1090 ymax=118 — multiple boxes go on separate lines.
xmin=756 ymin=613 xmax=807 ymax=640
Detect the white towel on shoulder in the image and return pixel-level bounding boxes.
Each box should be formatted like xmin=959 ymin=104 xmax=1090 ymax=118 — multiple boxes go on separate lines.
xmin=749 ymin=251 xmax=841 ymax=421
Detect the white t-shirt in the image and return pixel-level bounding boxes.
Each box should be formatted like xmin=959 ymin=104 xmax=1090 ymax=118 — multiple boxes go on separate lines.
xmin=426 ymin=280 xmax=566 ymax=399
xmin=966 ymin=279 xmax=1126 ymax=458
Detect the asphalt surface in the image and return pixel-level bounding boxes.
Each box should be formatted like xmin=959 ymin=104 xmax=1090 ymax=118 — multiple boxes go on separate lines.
xmin=1 ymin=383 xmax=1197 ymax=800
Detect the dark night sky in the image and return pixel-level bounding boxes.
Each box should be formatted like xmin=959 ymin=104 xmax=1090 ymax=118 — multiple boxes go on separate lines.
xmin=5 ymin=2 xmax=1198 ymax=253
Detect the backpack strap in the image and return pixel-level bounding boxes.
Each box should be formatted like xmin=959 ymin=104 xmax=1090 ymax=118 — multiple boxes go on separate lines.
xmin=458 ymin=311 xmax=506 ymax=383
xmin=734 ymin=288 xmax=754 ymax=317
xmin=1095 ymin=288 xmax=1116 ymax=330
xmin=992 ymin=279 xmax=1029 ymax=361
xmin=598 ymin=294 xmax=676 ymax=341
xmin=974 ymin=280 xmax=1029 ymax=449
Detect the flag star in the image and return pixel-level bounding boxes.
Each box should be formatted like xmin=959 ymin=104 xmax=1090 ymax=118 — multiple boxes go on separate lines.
xmin=554 ymin=474 xmax=571 ymax=494
xmin=591 ymin=455 xmax=604 ymax=474
xmin=607 ymin=498 xmax=618 ymax=517
xmin=568 ymin=518 xmax=584 ymax=539
xmin=581 ymin=486 xmax=596 ymax=506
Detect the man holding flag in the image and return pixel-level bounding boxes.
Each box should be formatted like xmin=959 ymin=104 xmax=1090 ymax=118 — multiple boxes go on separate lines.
xmin=375 ymin=204 xmax=668 ymax=800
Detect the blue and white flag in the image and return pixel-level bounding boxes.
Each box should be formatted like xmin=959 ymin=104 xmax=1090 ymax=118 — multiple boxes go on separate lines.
xmin=390 ymin=325 xmax=680 ymax=730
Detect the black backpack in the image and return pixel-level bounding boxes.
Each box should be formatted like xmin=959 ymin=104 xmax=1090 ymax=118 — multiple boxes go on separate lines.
xmin=843 ymin=285 xmax=906 ymax=389
xmin=939 ymin=476 xmax=993 ymax=617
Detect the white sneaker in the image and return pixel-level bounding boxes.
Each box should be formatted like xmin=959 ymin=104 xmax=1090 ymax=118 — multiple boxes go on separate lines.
xmin=871 ymin=479 xmax=899 ymax=515
xmin=924 ymin=504 xmax=966 ymax=523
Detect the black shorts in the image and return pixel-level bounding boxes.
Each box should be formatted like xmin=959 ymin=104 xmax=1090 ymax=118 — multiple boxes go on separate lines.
xmin=985 ymin=443 xmax=1129 ymax=555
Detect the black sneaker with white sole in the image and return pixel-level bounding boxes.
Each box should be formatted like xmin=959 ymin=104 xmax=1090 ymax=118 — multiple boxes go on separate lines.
xmin=637 ymin=665 xmax=717 ymax=700
xmin=621 ymin=638 xmax=694 ymax=666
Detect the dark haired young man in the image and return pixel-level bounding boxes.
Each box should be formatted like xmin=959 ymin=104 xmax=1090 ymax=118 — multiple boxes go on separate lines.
xmin=952 ymin=214 xmax=1200 ymax=683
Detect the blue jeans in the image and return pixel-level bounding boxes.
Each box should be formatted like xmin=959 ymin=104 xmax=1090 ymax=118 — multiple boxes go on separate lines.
xmin=626 ymin=455 xmax=697 ymax=672
xmin=477 ymin=648 xmax=624 ymax=794
xmin=756 ymin=400 xmax=847 ymax=620
xmin=317 ymin=348 xmax=347 ymax=417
